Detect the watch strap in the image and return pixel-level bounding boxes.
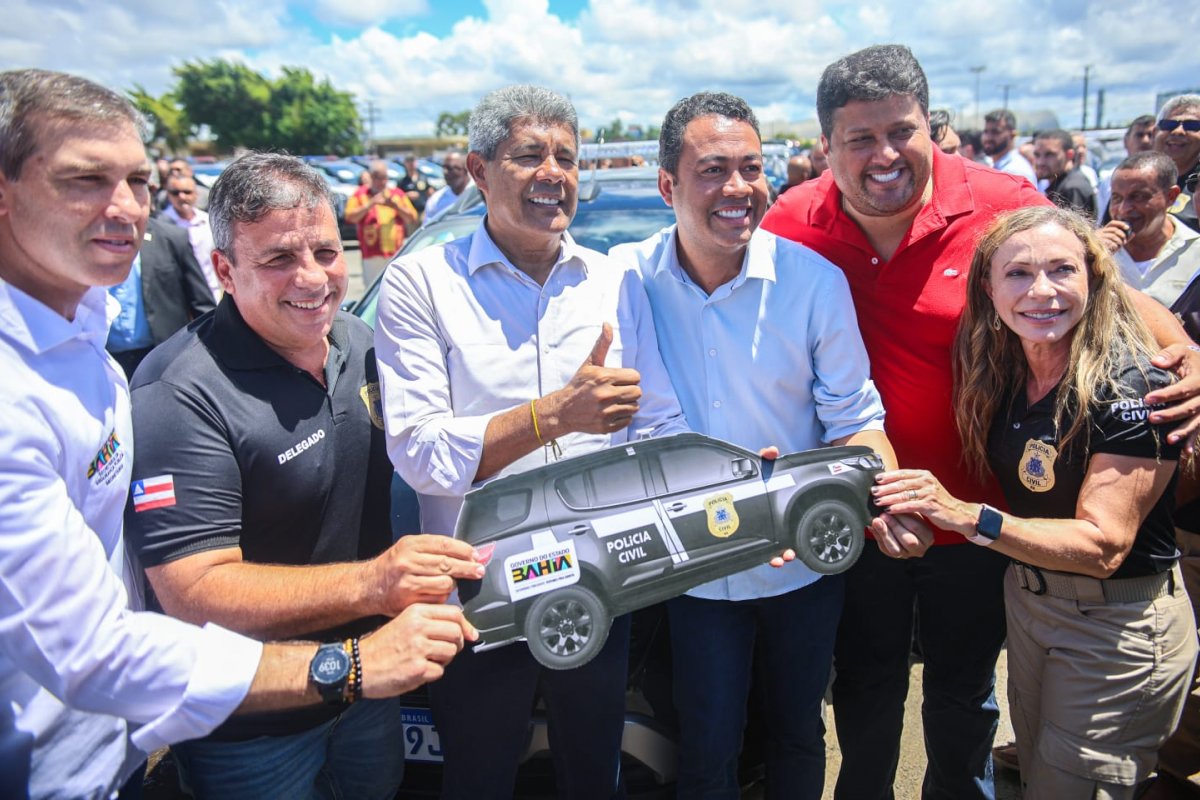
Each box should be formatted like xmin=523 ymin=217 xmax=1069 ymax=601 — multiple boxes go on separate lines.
xmin=971 ymin=503 xmax=1003 ymax=547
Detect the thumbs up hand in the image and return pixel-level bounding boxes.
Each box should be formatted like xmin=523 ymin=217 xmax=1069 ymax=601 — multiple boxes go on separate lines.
xmin=538 ymin=323 xmax=642 ymax=437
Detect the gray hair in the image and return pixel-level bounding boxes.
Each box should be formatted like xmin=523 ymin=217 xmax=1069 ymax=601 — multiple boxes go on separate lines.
xmin=468 ymin=85 xmax=579 ymax=161
xmin=1115 ymin=151 xmax=1179 ymax=194
xmin=1161 ymin=95 xmax=1200 ymax=121
xmin=0 ymin=68 xmax=148 ymax=180
xmin=984 ymin=109 xmax=1018 ymax=132
xmin=207 ymin=152 xmax=334 ymax=259
xmin=659 ymin=91 xmax=760 ymax=176
xmin=816 ymin=45 xmax=929 ymax=139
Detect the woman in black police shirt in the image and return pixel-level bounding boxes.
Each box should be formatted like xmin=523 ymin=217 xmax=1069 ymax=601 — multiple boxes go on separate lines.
xmin=870 ymin=206 xmax=1197 ymax=799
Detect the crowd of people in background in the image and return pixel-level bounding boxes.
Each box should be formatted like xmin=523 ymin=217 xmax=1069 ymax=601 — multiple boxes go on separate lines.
xmin=3 ymin=40 xmax=1200 ymax=800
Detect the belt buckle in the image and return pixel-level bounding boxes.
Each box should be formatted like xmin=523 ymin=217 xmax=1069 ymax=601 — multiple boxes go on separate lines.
xmin=1020 ymin=563 xmax=1047 ymax=596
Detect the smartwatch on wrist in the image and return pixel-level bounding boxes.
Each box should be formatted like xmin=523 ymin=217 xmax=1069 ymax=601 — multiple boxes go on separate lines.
xmin=971 ymin=504 xmax=1003 ymax=546
xmin=309 ymin=642 xmax=351 ymax=705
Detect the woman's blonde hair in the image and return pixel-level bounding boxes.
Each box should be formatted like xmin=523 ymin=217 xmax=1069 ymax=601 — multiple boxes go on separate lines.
xmin=953 ymin=205 xmax=1157 ymax=478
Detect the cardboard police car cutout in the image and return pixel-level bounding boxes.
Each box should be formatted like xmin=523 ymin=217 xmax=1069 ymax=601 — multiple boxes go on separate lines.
xmin=455 ymin=432 xmax=883 ymax=669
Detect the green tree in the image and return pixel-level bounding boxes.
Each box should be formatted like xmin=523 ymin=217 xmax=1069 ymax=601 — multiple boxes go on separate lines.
xmin=169 ymin=60 xmax=362 ymax=154
xmin=270 ymin=67 xmax=361 ymax=155
xmin=128 ymin=85 xmax=190 ymax=153
xmin=435 ymin=110 xmax=470 ymax=137
xmin=173 ymin=60 xmax=273 ymax=150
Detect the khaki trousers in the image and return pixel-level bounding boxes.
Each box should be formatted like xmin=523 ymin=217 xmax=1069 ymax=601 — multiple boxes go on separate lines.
xmin=1005 ymin=562 xmax=1197 ymax=799
xmin=1157 ymin=529 xmax=1200 ymax=787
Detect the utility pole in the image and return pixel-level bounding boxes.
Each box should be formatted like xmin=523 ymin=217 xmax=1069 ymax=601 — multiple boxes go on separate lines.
xmin=999 ymin=84 xmax=1012 ymax=110
xmin=361 ymin=100 xmax=382 ymax=153
xmin=970 ymin=65 xmax=987 ymax=127
xmin=1096 ymin=89 xmax=1106 ymax=130
xmin=1081 ymin=65 xmax=1093 ymax=130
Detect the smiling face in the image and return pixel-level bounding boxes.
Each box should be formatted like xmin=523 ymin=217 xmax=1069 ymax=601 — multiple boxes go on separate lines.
xmin=660 ymin=115 xmax=768 ymax=282
xmin=1109 ymin=166 xmax=1177 ymax=242
xmin=0 ymin=118 xmax=150 ymax=317
xmin=215 ymin=201 xmax=346 ymax=367
xmin=469 ymin=120 xmax=578 ymax=260
xmin=825 ymin=94 xmax=933 ymax=219
xmin=986 ymin=222 xmax=1088 ymax=357
xmin=1156 ymin=107 xmax=1200 ymax=174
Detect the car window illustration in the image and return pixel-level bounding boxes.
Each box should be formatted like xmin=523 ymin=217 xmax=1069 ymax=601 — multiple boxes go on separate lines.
xmin=454 ymin=433 xmax=883 ymax=670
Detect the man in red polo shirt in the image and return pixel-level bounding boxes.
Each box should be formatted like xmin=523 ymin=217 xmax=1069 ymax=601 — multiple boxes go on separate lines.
xmin=763 ymin=44 xmax=1200 ymax=800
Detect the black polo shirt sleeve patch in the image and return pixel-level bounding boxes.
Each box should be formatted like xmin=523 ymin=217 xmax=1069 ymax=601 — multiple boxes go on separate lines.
xmin=1091 ymin=364 xmax=1181 ymax=461
xmin=126 ymin=378 xmax=244 ymax=567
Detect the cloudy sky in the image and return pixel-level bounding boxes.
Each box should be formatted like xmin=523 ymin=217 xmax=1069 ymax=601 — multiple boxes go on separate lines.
xmin=4 ymin=0 xmax=1198 ymax=138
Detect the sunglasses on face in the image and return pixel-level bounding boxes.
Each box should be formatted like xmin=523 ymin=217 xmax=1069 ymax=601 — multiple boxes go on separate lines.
xmin=168 ymin=190 xmax=195 ymax=196
xmin=1158 ymin=119 xmax=1200 ymax=133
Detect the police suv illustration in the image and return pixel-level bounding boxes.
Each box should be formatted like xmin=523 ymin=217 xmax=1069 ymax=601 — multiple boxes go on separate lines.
xmin=454 ymin=432 xmax=883 ymax=669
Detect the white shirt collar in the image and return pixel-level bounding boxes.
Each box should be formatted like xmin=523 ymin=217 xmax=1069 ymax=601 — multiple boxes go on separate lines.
xmin=647 ymin=224 xmax=777 ymax=293
xmin=466 ymin=217 xmax=586 ymax=280
xmin=0 ymin=281 xmax=116 ymax=357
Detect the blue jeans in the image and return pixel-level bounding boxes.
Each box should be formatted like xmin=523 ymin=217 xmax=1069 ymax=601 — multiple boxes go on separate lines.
xmin=427 ymin=614 xmax=631 ymax=800
xmin=831 ymin=543 xmax=1009 ymax=800
xmin=172 ymin=697 xmax=406 ymax=800
xmin=667 ymin=575 xmax=845 ymax=800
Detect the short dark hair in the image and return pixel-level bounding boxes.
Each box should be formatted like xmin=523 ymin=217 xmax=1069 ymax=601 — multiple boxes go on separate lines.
xmin=0 ymin=68 xmax=147 ymax=180
xmin=1128 ymin=114 xmax=1155 ymax=132
xmin=929 ymin=109 xmax=953 ymax=144
xmin=984 ymin=109 xmax=1017 ymax=132
xmin=1034 ymin=129 xmax=1074 ymax=153
xmin=658 ymin=91 xmax=760 ymax=176
xmin=816 ymin=45 xmax=928 ymax=139
xmin=208 ymin=152 xmax=334 ymax=259
xmin=1115 ymin=151 xmax=1179 ymax=193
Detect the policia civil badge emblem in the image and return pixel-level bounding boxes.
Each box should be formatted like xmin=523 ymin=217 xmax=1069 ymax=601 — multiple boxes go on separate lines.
xmin=1019 ymin=438 xmax=1057 ymax=492
xmin=452 ymin=432 xmax=884 ymax=669
xmin=705 ymin=492 xmax=740 ymax=538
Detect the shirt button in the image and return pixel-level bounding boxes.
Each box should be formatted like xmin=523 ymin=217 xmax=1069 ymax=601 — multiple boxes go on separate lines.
xmin=1013 ymin=422 xmax=1021 ymax=430
xmin=871 ymin=257 xmax=880 ymax=265
xmin=708 ymin=349 xmax=717 ymax=357
xmin=713 ymin=400 xmax=722 ymax=409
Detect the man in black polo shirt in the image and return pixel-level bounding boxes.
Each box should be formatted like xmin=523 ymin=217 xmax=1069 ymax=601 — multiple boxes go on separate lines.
xmin=124 ymin=153 xmax=484 ymax=800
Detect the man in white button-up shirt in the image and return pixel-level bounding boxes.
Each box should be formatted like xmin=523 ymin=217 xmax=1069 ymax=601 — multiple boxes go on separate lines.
xmin=611 ymin=92 xmax=898 ymax=800
xmin=375 ymin=84 xmax=687 ymax=799
xmin=0 ymin=69 xmax=474 ymax=800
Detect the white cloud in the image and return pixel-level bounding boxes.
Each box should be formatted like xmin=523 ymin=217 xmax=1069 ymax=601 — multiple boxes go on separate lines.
xmin=5 ymin=0 xmax=1198 ymax=138
xmin=311 ymin=0 xmax=429 ymax=27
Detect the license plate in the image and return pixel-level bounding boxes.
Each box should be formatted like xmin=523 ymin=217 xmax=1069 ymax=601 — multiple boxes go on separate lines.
xmin=401 ymin=707 xmax=443 ymax=763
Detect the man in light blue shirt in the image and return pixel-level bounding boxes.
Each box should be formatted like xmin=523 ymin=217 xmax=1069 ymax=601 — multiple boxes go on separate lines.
xmin=610 ymin=92 xmax=896 ymax=800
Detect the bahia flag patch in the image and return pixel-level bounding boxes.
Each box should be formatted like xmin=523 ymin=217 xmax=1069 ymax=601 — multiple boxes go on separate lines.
xmin=132 ymin=475 xmax=176 ymax=512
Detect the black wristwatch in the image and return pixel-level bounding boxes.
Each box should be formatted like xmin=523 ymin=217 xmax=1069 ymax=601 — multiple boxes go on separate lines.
xmin=309 ymin=642 xmax=350 ymax=705
xmin=971 ymin=504 xmax=1003 ymax=546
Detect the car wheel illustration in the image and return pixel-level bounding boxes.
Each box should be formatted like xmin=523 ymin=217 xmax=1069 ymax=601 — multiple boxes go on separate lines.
xmin=524 ymin=585 xmax=612 ymax=670
xmin=794 ymin=498 xmax=864 ymax=575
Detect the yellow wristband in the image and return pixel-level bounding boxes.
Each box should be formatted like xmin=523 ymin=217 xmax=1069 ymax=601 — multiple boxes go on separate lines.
xmin=531 ymin=399 xmax=545 ymax=445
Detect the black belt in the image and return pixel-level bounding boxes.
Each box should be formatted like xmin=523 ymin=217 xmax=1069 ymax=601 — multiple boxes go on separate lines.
xmin=1012 ymin=562 xmax=1177 ymax=603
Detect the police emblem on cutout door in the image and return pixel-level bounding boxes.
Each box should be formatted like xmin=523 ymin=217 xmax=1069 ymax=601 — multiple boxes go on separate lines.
xmin=705 ymin=493 xmax=740 ymax=538
xmin=1019 ymin=438 xmax=1057 ymax=492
